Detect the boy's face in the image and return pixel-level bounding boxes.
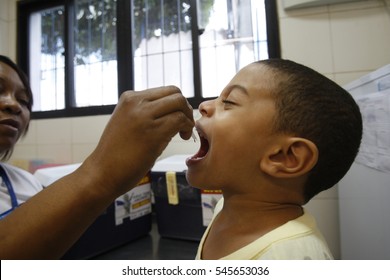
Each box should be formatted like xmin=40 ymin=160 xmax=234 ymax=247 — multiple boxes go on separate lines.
xmin=186 ymin=63 xmax=280 ymax=190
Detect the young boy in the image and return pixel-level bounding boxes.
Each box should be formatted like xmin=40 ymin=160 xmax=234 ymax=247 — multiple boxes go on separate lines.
xmin=185 ymin=59 xmax=362 ymax=260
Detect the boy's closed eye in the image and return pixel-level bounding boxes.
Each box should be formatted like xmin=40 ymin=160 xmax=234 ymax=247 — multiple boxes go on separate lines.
xmin=222 ymin=99 xmax=236 ymax=105
xmin=221 ymin=98 xmax=238 ymax=109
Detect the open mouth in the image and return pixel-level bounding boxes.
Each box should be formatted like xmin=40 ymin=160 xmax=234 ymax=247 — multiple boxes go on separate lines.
xmin=188 ymin=126 xmax=209 ymax=161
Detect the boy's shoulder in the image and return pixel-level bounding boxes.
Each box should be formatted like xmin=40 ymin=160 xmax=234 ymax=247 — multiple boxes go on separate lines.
xmin=236 ymin=210 xmax=334 ymax=260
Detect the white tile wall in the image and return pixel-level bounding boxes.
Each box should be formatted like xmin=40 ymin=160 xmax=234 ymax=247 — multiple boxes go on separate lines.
xmin=36 ymin=119 xmax=72 ymax=144
xmin=71 ymin=143 xmax=97 ymax=163
xmin=2 ymin=0 xmax=390 ymax=259
xmin=70 ymin=115 xmax=109 ymax=163
xmin=8 ymin=0 xmax=16 ymax=21
xmin=7 ymin=14 xmax=16 ymax=59
xmin=71 ymin=115 xmax=108 ymax=143
xmin=334 ymin=70 xmax=371 ymax=85
xmin=0 ymin=17 xmax=9 ymax=55
xmin=330 ymin=7 xmax=390 ymax=72
xmin=0 ymin=0 xmax=17 ymax=59
xmin=279 ymin=13 xmax=334 ymax=73
xmin=0 ymin=0 xmax=10 ymax=21
xmin=37 ymin=143 xmax=72 ymax=163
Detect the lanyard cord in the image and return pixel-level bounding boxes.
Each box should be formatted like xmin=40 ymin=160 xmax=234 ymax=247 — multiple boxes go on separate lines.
xmin=0 ymin=164 xmax=18 ymax=209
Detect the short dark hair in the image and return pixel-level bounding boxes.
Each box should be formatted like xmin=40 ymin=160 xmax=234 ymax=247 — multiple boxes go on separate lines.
xmin=0 ymin=55 xmax=34 ymax=160
xmin=259 ymin=59 xmax=362 ymax=203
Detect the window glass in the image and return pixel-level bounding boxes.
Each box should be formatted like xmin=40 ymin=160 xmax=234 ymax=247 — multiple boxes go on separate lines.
xmin=74 ymin=0 xmax=118 ymax=107
xmin=132 ymin=0 xmax=194 ymax=98
xmin=29 ymin=6 xmax=65 ymax=111
xmin=28 ymin=0 xmax=118 ymax=112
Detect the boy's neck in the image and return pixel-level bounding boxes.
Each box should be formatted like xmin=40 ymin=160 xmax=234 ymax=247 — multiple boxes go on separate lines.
xmin=220 ymin=194 xmax=303 ymax=225
xmin=200 ymin=195 xmax=304 ymax=260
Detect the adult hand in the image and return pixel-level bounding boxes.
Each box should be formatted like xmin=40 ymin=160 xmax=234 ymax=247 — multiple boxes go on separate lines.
xmin=85 ymin=86 xmax=195 ymax=197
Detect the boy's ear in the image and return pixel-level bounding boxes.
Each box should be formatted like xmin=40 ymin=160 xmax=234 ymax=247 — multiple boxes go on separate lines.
xmin=260 ymin=137 xmax=318 ymax=178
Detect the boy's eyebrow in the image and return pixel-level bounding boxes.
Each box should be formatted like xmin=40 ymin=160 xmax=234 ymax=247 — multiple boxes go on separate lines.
xmin=226 ymin=84 xmax=249 ymax=96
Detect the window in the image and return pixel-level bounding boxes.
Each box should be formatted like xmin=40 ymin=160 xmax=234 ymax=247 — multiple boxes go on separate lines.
xmin=17 ymin=0 xmax=280 ymax=118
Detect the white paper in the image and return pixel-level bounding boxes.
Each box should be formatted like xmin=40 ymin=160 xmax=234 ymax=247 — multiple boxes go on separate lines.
xmin=354 ymin=89 xmax=390 ymax=173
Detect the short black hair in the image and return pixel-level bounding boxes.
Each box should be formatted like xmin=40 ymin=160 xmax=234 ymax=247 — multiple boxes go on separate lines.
xmin=259 ymin=59 xmax=362 ymax=203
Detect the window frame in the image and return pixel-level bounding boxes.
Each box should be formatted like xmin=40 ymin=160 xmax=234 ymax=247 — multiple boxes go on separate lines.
xmin=17 ymin=0 xmax=280 ymax=119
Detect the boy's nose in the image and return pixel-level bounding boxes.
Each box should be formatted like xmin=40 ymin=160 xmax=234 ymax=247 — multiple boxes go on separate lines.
xmin=198 ymin=99 xmax=215 ymax=117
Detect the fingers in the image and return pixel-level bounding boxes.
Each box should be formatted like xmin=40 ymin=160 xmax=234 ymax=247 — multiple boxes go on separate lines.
xmin=126 ymin=86 xmax=193 ymax=121
xmin=121 ymin=86 xmax=195 ymax=135
xmin=153 ymin=110 xmax=195 ymax=141
xmin=143 ymin=85 xmax=182 ymax=101
xmin=179 ymin=130 xmax=193 ymax=141
xmin=150 ymin=92 xmax=194 ymax=121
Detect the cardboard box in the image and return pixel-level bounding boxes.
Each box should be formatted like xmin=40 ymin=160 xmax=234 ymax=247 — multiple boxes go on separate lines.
xmin=34 ymin=164 xmax=152 ymax=259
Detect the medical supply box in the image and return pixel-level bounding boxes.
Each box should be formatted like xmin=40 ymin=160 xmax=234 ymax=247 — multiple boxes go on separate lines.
xmin=151 ymin=155 xmax=222 ymax=241
xmin=34 ymin=163 xmax=152 ymax=259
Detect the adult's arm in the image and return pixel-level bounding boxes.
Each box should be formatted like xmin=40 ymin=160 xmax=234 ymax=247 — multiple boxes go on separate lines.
xmin=0 ymin=86 xmax=194 ymax=259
